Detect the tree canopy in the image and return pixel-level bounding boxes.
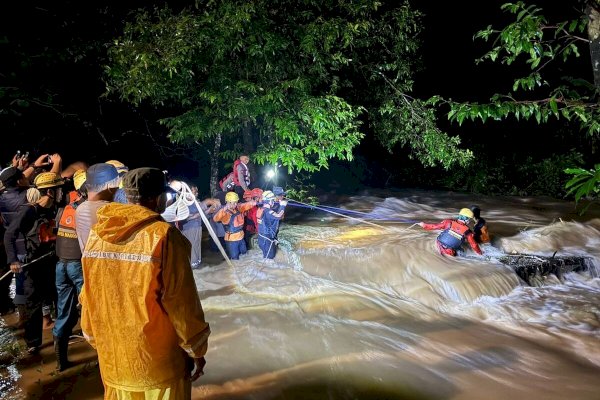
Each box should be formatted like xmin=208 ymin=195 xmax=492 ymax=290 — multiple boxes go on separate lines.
xmin=440 ymin=1 xmax=599 ymax=204
xmin=105 ymin=0 xmax=473 ymax=177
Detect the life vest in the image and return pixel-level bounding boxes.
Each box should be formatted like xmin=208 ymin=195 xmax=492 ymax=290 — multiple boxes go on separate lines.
xmin=219 ymin=173 xmax=235 ymax=191
xmin=257 ymin=207 xmax=280 ymax=238
xmin=232 ymin=159 xmax=250 ymax=187
xmin=256 ymin=207 xmax=264 ymax=225
xmin=224 ymin=209 xmax=245 ymax=235
xmin=24 ymin=205 xmax=56 ymax=259
xmin=437 ymin=220 xmax=470 ymax=250
xmin=245 ymin=207 xmax=258 ymax=234
xmin=55 ymin=193 xmax=84 ymax=260
xmin=473 ymin=218 xmax=490 ymax=244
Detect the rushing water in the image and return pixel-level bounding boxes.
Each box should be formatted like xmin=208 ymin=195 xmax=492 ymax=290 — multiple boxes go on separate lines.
xmin=193 ymin=190 xmax=600 ymax=400
xmin=1 ymin=189 xmax=599 ymax=399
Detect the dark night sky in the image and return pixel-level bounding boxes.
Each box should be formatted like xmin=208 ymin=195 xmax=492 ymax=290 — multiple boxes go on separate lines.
xmin=1 ymin=1 xmax=592 ymax=193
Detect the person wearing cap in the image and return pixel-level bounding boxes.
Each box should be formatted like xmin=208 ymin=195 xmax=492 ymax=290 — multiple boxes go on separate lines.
xmin=105 ymin=160 xmax=129 ymax=204
xmin=74 ymin=163 xmax=120 ymax=252
xmin=79 ymin=167 xmax=210 ymax=398
xmin=271 ymin=186 xmax=287 ymax=214
xmin=418 ymin=208 xmax=483 ymax=257
xmin=257 ymin=190 xmax=287 ymax=260
xmin=52 ymin=170 xmax=87 ymax=371
xmin=0 ymin=167 xmax=30 ymax=316
xmin=213 ymin=191 xmax=256 ymax=260
xmin=4 ymin=172 xmax=65 ymax=353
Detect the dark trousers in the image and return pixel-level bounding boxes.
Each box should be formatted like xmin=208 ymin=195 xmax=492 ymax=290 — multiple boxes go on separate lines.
xmin=210 ymin=236 xmax=227 ymax=253
xmin=258 ymin=235 xmax=277 ymax=259
xmin=225 ymin=239 xmax=247 ymax=260
xmin=52 ymin=259 xmax=83 ymax=339
xmin=23 ymin=268 xmax=43 ymax=348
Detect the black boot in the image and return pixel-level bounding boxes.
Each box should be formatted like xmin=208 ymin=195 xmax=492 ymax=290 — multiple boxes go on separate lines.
xmin=54 ymin=335 xmax=72 ymax=372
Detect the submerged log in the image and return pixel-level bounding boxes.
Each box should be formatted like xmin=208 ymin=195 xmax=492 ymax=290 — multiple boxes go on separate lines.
xmin=498 ymin=253 xmax=594 ymax=286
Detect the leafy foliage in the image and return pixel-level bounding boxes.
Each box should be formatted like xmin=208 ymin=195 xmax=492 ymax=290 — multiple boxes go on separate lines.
xmin=105 ymin=0 xmax=472 ymax=174
xmin=440 ymin=1 xmax=599 ymax=202
xmin=439 ymin=149 xmax=584 ymax=196
xmin=565 ymin=164 xmax=600 ymax=202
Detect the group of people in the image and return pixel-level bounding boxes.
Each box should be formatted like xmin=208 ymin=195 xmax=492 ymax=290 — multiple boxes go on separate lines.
xmin=0 ymin=148 xmax=491 ymax=399
xmin=0 ymin=150 xmax=292 ymax=399
xmin=164 ymin=153 xmax=288 ymax=265
xmin=0 ymin=153 xmax=218 ymax=398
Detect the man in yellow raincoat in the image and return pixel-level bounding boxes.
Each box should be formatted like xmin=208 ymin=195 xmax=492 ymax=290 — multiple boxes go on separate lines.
xmin=80 ymin=167 xmax=210 ymax=400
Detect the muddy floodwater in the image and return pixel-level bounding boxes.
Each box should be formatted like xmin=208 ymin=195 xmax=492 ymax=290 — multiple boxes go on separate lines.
xmin=2 ymin=189 xmax=600 ymax=399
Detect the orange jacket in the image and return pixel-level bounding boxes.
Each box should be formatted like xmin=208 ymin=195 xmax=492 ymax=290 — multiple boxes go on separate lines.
xmin=213 ymin=201 xmax=255 ymax=241
xmin=80 ymin=203 xmax=210 ymax=391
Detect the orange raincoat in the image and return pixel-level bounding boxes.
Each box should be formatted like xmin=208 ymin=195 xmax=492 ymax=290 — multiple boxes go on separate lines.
xmin=80 ymin=203 xmax=210 ymax=393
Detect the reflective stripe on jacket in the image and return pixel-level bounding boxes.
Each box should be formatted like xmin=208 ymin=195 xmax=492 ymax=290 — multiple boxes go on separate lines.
xmin=56 ymin=193 xmax=84 ymax=260
xmin=80 ymin=203 xmax=210 ymax=391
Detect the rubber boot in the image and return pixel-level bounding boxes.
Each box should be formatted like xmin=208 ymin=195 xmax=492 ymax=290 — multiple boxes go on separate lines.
xmin=54 ymin=336 xmax=72 ymax=372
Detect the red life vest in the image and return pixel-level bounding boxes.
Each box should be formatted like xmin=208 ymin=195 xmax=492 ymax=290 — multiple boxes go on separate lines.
xmin=219 ymin=172 xmax=235 ymax=191
xmin=437 ymin=220 xmax=470 ymax=250
xmin=232 ymin=159 xmax=250 ymax=187
xmin=245 ymin=206 xmax=259 ymax=234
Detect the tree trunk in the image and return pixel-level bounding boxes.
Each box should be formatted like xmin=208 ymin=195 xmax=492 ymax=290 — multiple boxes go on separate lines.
xmin=242 ymin=121 xmax=258 ymax=186
xmin=588 ymin=3 xmax=600 ymax=91
xmin=209 ymin=133 xmax=222 ymax=196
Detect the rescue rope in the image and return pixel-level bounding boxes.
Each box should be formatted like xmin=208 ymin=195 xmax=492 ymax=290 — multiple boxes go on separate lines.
xmin=0 ymin=252 xmax=54 ymax=283
xmin=287 ymin=202 xmax=419 ymax=223
xmin=288 ymin=199 xmax=398 ymax=233
xmin=173 ymin=182 xmax=234 ymax=269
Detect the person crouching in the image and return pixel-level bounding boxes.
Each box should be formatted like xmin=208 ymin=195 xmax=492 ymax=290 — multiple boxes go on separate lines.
xmin=418 ymin=208 xmax=482 ymax=257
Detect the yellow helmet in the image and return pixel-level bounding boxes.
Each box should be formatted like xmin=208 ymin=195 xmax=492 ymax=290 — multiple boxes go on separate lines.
xmin=262 ymin=190 xmax=275 ymax=202
xmin=458 ymin=208 xmax=474 ymax=220
xmin=105 ymin=160 xmax=129 ymax=175
xmin=73 ymin=170 xmax=87 ymax=190
xmin=225 ymin=191 xmax=239 ymax=202
xmin=34 ymin=172 xmax=64 ymax=189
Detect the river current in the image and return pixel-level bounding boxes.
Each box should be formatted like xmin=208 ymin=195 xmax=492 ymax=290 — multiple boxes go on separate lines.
xmin=2 ymin=189 xmax=599 ymax=399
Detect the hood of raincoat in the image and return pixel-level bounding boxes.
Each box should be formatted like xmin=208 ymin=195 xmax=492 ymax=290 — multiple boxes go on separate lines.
xmin=95 ymin=202 xmax=162 ymax=244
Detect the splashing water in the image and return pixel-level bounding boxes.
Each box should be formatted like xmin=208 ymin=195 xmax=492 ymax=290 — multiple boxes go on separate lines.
xmin=192 ymin=190 xmax=600 ymax=400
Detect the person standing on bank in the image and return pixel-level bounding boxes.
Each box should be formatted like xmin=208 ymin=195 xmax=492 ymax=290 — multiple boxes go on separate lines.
xmin=80 ymin=168 xmax=210 ymax=399
xmin=52 ymin=170 xmax=87 ymax=371
xmin=4 ymin=172 xmax=65 ymax=354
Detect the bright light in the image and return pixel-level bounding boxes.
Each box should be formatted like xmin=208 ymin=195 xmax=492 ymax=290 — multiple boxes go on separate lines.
xmin=266 ymin=169 xmax=275 ymax=179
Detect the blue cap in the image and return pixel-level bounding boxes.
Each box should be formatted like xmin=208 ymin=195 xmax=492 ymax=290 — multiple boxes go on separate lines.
xmin=86 ymin=163 xmax=119 ymax=186
xmin=272 ymin=186 xmax=285 ymax=196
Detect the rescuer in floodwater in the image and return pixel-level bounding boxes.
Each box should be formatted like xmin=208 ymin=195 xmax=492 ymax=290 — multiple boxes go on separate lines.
xmin=418 ymin=208 xmax=482 ymax=257
xmin=469 ymin=205 xmax=490 ymax=244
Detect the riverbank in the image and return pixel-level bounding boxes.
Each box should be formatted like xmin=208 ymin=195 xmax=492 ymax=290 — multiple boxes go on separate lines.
xmin=1 ymin=312 xmax=103 ymax=399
